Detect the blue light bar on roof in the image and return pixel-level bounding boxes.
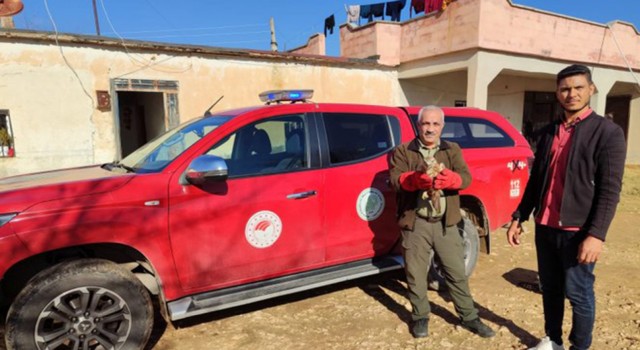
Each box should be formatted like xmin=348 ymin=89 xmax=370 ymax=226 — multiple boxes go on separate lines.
xmin=259 ymin=89 xmax=314 ymax=104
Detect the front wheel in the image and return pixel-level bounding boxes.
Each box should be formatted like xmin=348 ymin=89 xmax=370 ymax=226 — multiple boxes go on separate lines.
xmin=5 ymin=259 xmax=153 ymax=350
xmin=427 ymin=217 xmax=480 ymax=291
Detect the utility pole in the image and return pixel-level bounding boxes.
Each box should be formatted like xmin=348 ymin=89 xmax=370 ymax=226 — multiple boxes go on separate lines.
xmin=92 ymin=0 xmax=101 ymax=36
xmin=0 ymin=17 xmax=15 ymax=29
xmin=270 ymin=17 xmax=278 ymax=52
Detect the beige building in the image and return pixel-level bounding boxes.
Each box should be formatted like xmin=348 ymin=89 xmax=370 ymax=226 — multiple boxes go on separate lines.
xmin=0 ymin=32 xmax=400 ymax=177
xmin=1 ymin=0 xmax=639 ymax=177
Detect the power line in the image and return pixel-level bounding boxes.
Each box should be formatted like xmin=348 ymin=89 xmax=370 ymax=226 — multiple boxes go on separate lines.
xmin=201 ymin=39 xmax=267 ymax=45
xmin=128 ymin=30 xmax=270 ymax=40
xmin=142 ymin=0 xmax=176 ymax=29
xmin=103 ymin=23 xmax=265 ymax=36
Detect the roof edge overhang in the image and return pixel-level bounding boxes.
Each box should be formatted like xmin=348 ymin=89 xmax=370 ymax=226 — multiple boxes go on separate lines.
xmin=0 ymin=28 xmax=392 ymax=70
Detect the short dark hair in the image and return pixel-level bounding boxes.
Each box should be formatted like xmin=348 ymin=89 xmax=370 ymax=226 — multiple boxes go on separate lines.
xmin=557 ymin=64 xmax=592 ymax=85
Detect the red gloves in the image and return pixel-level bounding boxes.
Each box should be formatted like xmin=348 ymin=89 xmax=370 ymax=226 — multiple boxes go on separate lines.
xmin=433 ymin=168 xmax=462 ymax=190
xmin=399 ymin=171 xmax=433 ymax=191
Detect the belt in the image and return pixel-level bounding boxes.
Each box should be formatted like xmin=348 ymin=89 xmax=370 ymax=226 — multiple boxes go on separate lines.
xmin=418 ymin=215 xmax=443 ymax=223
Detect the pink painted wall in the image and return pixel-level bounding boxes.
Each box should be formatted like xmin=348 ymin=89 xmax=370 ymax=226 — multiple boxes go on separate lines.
xmin=479 ymin=0 xmax=640 ymax=69
xmin=289 ymin=33 xmax=326 ymax=56
xmin=339 ymin=0 xmax=640 ymax=70
xmin=400 ymin=0 xmax=481 ymax=63
xmin=341 ymin=23 xmax=378 ymax=60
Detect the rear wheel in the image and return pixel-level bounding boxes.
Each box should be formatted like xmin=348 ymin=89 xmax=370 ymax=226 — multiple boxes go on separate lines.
xmin=5 ymin=259 xmax=153 ymax=350
xmin=427 ymin=217 xmax=480 ymax=291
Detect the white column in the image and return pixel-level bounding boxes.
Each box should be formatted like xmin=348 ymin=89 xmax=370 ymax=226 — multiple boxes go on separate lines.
xmin=590 ymin=70 xmax=616 ymax=115
xmin=627 ymin=96 xmax=640 ymax=164
xmin=466 ymin=53 xmax=501 ymax=110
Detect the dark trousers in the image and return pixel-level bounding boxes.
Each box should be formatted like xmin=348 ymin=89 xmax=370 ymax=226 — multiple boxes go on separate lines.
xmin=401 ymin=217 xmax=478 ymax=321
xmin=535 ymin=224 xmax=596 ymax=350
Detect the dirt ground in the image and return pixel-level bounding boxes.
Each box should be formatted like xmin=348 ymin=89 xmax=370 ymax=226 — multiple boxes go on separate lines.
xmin=3 ymin=167 xmax=640 ymax=350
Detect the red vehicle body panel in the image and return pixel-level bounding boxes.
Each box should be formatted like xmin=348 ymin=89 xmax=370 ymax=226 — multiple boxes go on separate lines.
xmin=0 ymin=103 xmax=532 ymax=303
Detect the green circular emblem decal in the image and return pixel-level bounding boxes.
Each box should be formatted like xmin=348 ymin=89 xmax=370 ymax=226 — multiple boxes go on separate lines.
xmin=356 ymin=188 xmax=385 ymax=221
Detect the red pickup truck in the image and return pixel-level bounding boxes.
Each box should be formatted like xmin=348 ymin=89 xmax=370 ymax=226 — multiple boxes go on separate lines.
xmin=0 ymin=91 xmax=532 ymax=350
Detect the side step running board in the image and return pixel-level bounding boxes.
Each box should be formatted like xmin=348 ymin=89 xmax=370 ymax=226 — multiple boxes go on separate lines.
xmin=168 ymin=255 xmax=404 ymax=321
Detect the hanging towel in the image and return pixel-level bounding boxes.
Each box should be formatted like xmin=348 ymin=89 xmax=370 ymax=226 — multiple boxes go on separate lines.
xmin=370 ymin=3 xmax=385 ymax=21
xmin=426 ymin=0 xmax=443 ymax=13
xmin=324 ymin=14 xmax=335 ymax=36
xmin=345 ymin=4 xmax=360 ymax=25
xmin=360 ymin=4 xmax=372 ymax=22
xmin=410 ymin=0 xmax=425 ymax=18
xmin=386 ymin=0 xmax=405 ymax=21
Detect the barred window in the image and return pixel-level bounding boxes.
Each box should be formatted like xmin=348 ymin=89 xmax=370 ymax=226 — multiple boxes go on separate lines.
xmin=0 ymin=110 xmax=15 ymax=158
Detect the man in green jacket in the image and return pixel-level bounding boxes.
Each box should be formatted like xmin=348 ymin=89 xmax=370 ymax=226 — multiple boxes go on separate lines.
xmin=388 ymin=105 xmax=494 ymax=339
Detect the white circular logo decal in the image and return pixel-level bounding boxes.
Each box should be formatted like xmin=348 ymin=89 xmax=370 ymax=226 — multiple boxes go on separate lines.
xmin=245 ymin=211 xmax=283 ymax=248
xmin=356 ymin=188 xmax=385 ymax=221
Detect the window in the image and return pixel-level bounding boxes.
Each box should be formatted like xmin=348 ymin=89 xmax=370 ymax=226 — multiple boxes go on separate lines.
xmin=323 ymin=113 xmax=397 ymax=165
xmin=459 ymin=119 xmax=514 ymax=148
xmin=411 ymin=114 xmax=514 ymax=148
xmin=207 ymin=114 xmax=307 ymax=177
xmin=442 ymin=121 xmax=468 ymax=139
xmin=120 ymin=115 xmax=233 ymax=173
xmin=0 ymin=110 xmax=15 ymax=158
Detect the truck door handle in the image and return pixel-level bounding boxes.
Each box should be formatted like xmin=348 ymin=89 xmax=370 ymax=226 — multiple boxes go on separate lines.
xmin=287 ymin=190 xmax=317 ymax=199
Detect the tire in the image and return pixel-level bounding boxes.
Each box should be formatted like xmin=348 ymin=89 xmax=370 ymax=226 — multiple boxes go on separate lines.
xmin=5 ymin=259 xmax=153 ymax=350
xmin=427 ymin=217 xmax=480 ymax=291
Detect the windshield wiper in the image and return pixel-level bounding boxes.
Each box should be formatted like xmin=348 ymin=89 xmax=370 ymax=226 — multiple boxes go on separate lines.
xmin=102 ymin=162 xmax=136 ymax=173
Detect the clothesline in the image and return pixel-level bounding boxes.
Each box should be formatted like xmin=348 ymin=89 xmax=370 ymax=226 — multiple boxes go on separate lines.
xmin=325 ymin=0 xmax=456 ymax=36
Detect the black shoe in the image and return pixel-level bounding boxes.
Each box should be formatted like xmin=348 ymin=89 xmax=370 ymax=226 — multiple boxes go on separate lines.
xmin=411 ymin=318 xmax=428 ymax=338
xmin=460 ymin=318 xmax=495 ymax=338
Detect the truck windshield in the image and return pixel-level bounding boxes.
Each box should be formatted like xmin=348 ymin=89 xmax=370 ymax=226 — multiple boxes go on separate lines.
xmin=119 ymin=115 xmax=234 ymax=173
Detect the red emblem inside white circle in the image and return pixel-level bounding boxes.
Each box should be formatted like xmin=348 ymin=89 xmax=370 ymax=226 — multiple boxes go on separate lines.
xmin=245 ymin=211 xmax=282 ymax=248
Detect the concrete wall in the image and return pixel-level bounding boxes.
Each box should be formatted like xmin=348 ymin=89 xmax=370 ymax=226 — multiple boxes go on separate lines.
xmin=288 ymin=33 xmax=326 ymax=56
xmin=627 ymin=97 xmax=640 ymax=163
xmin=341 ymin=0 xmax=640 ymax=72
xmin=399 ymin=70 xmax=467 ymax=106
xmin=0 ymin=35 xmax=400 ymax=177
xmin=340 ymin=0 xmax=482 ymax=66
xmin=399 ymin=0 xmax=481 ymax=63
xmin=487 ymin=74 xmax=556 ymax=130
xmin=480 ymin=0 xmax=640 ymax=69
xmin=340 ymin=23 xmax=378 ymax=60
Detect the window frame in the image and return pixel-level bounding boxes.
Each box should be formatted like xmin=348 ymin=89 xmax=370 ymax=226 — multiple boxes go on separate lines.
xmin=318 ymin=112 xmax=401 ymax=167
xmin=206 ymin=113 xmax=313 ymax=178
xmin=410 ymin=114 xmax=515 ymax=149
xmin=0 ymin=110 xmax=15 ymax=158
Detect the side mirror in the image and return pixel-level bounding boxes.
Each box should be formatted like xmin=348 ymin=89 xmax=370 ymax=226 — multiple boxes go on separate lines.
xmin=184 ymin=155 xmax=228 ymax=185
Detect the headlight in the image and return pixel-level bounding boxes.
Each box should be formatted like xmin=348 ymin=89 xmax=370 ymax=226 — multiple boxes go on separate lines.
xmin=0 ymin=213 xmax=17 ymax=227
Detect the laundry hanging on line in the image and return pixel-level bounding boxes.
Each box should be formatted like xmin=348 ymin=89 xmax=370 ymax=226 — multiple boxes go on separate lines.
xmin=345 ymin=4 xmax=360 ymax=26
xmin=324 ymin=14 xmax=335 ymax=36
xmin=386 ymin=0 xmax=406 ymax=22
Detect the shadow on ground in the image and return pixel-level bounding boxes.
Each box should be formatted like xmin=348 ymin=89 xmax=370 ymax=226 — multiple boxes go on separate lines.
xmin=359 ymin=269 xmax=539 ymax=346
xmin=503 ymin=267 xmax=542 ymax=294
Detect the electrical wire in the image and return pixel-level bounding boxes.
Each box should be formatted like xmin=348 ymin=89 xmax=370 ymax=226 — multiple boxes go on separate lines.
xmin=129 ymin=30 xmax=270 ymax=40
xmin=113 ymin=55 xmax=193 ymax=79
xmin=43 ymin=0 xmax=96 ymax=163
xmin=99 ymin=0 xmax=155 ymax=67
xmin=199 ymin=39 xmax=267 ymax=46
xmin=43 ymin=0 xmax=95 ymax=109
xmin=105 ymin=23 xmax=265 ymax=36
xmin=607 ymin=22 xmax=640 ymax=93
xmin=98 ymin=0 xmax=193 ymax=74
xmin=142 ymin=0 xmax=176 ymax=29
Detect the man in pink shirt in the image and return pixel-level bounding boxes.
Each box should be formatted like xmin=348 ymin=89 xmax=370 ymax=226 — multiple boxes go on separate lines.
xmin=507 ymin=65 xmax=626 ymax=350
